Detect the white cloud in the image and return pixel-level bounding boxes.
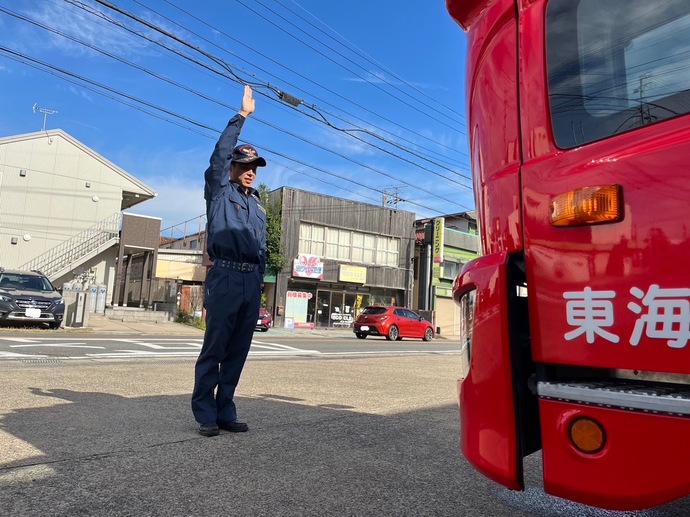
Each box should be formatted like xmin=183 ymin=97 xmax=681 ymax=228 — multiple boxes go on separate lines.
xmin=66 ymin=85 xmax=94 ymax=103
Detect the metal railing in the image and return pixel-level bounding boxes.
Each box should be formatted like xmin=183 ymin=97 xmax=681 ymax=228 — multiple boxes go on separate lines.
xmin=20 ymin=212 xmax=122 ymax=279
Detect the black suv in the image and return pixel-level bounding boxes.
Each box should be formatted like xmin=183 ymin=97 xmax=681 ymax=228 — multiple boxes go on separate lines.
xmin=0 ymin=268 xmax=65 ymax=329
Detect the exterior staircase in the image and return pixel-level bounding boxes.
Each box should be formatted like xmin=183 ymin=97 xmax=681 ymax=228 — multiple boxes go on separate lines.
xmin=20 ymin=212 xmax=122 ymax=281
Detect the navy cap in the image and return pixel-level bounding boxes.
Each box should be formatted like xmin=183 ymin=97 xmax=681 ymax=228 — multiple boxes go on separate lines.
xmin=231 ymin=144 xmax=267 ymax=167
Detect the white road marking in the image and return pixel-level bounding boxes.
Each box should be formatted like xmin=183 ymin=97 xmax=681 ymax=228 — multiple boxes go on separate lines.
xmin=0 ymin=337 xmax=41 ymax=343
xmin=86 ymin=350 xmax=201 ymax=358
xmin=111 ymin=339 xmax=202 ymax=350
xmin=251 ymin=341 xmax=318 ymax=352
xmin=0 ymin=351 xmax=47 ymax=358
xmin=10 ymin=344 xmax=105 ymax=349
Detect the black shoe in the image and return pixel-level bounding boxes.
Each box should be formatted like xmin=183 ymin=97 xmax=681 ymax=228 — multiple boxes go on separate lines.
xmin=218 ymin=420 xmax=249 ymax=433
xmin=198 ymin=422 xmax=219 ymax=437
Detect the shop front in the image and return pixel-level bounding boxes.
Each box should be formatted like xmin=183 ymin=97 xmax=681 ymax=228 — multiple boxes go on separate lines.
xmin=280 ymin=257 xmax=403 ymax=329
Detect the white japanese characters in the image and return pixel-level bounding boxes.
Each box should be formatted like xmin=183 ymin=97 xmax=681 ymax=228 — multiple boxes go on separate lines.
xmin=564 ymin=285 xmax=690 ymax=348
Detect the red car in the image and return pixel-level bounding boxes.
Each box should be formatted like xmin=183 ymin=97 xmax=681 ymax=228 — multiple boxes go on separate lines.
xmin=256 ymin=308 xmax=272 ymax=332
xmin=353 ymin=306 xmax=434 ymax=341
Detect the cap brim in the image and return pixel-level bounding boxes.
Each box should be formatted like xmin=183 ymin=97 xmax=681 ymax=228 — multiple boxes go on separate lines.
xmin=232 ymin=156 xmax=267 ymax=167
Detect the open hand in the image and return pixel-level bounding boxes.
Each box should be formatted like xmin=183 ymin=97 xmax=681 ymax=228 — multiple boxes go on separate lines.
xmin=239 ymin=85 xmax=255 ymax=117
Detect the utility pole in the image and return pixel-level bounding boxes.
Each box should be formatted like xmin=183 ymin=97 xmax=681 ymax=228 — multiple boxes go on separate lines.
xmin=635 ymin=73 xmax=653 ymax=125
xmin=382 ymin=187 xmax=403 ymax=208
xmin=33 ymin=103 xmax=59 ymax=131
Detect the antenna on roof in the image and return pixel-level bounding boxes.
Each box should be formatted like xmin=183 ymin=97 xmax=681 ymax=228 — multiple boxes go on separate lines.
xmin=33 ymin=103 xmax=59 ymax=132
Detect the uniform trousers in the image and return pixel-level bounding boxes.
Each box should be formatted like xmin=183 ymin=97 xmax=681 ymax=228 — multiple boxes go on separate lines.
xmin=191 ymin=265 xmax=261 ymax=424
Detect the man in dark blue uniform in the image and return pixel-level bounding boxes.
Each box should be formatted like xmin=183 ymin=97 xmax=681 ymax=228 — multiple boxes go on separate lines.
xmin=192 ymin=85 xmax=267 ymax=437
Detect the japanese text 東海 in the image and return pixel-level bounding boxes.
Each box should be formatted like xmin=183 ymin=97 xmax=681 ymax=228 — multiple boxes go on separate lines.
xmin=564 ymin=285 xmax=690 ymax=348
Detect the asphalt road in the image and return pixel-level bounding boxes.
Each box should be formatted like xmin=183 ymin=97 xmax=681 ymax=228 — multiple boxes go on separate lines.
xmin=1 ymin=336 xmax=689 ymax=515
xmin=0 ymin=332 xmax=461 ymax=361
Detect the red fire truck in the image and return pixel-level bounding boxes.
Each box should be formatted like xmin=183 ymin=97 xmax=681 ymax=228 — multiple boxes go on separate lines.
xmin=447 ymin=0 xmax=690 ymax=511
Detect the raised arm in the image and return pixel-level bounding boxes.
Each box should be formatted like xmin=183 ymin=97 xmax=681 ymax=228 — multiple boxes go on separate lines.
xmin=204 ymin=86 xmax=255 ymax=201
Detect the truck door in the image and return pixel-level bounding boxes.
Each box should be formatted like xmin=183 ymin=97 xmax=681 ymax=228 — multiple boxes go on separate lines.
xmin=519 ymin=0 xmax=690 ymax=374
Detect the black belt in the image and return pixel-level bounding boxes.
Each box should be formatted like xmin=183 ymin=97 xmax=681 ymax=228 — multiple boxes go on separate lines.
xmin=213 ymin=260 xmax=258 ymax=272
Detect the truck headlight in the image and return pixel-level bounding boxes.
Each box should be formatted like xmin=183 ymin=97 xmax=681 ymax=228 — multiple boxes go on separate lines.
xmin=458 ymin=289 xmax=476 ymax=380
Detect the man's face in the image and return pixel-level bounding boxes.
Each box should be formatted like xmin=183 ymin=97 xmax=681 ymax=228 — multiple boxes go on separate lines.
xmin=230 ymin=162 xmax=258 ymax=189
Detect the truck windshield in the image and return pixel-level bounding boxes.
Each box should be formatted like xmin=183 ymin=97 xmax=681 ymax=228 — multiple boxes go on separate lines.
xmin=546 ymin=0 xmax=690 ymax=148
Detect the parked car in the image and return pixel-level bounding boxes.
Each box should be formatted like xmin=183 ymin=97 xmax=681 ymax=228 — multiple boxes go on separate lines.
xmin=0 ymin=268 xmax=65 ymax=329
xmin=256 ymin=307 xmax=272 ymax=332
xmin=353 ymin=306 xmax=434 ymax=341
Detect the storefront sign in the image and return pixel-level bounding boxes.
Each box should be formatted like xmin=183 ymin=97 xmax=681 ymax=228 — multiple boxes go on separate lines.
xmin=339 ymin=265 xmax=367 ymax=284
xmin=293 ymin=254 xmax=323 ymax=279
xmin=433 ymin=217 xmax=445 ymax=264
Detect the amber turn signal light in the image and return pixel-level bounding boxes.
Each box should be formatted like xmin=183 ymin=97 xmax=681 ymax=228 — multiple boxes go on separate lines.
xmin=551 ymin=185 xmax=622 ymax=227
xmin=569 ymin=417 xmax=606 ymax=454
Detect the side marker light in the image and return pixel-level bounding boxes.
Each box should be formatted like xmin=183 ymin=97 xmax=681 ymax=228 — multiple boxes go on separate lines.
xmin=551 ymin=185 xmax=622 ymax=227
xmin=569 ymin=417 xmax=606 ymax=454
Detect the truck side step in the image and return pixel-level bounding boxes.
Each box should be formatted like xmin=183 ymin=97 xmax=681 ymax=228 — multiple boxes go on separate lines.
xmin=537 ymin=380 xmax=690 ymax=416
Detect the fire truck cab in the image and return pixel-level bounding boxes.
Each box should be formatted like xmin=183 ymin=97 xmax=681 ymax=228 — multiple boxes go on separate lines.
xmin=448 ymin=0 xmax=690 ymax=510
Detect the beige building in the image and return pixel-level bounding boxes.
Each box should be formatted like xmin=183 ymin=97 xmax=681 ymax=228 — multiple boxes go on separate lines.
xmin=0 ymin=129 xmax=157 ymax=306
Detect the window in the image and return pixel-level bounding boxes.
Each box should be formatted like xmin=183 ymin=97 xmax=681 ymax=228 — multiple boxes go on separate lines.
xmin=363 ymin=306 xmax=388 ymax=315
xmin=546 ymin=1 xmax=690 ymax=148
xmin=403 ymin=309 xmax=420 ymax=320
xmin=387 ymin=237 xmax=399 ymax=266
xmin=363 ymin=234 xmax=375 ymax=263
xmin=325 ymin=228 xmax=338 ymax=258
xmin=0 ymin=273 xmax=54 ymax=291
xmin=298 ymin=223 xmax=401 ymax=267
xmin=376 ymin=237 xmax=388 ymax=264
xmin=376 ymin=236 xmax=399 ymax=267
xmin=352 ymin=233 xmax=364 ymax=262
xmin=299 ymin=224 xmax=324 ymax=256
xmin=312 ymin=226 xmax=324 ymax=256
xmin=337 ymin=230 xmax=349 ymax=260
xmin=440 ymin=260 xmax=464 ymax=280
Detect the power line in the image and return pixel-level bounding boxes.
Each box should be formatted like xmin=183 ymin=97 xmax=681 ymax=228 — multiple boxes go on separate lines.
xmin=61 ymin=0 xmax=472 ymax=184
xmin=128 ymin=0 xmax=471 ymax=171
xmin=155 ymin=0 xmax=470 ymax=164
xmin=0 ymin=2 xmax=475 ymax=214
xmin=281 ymin=0 xmax=468 ymax=125
xmin=246 ymin=0 xmax=466 ymax=129
xmin=0 ymin=45 xmax=472 ymax=215
xmin=233 ymin=0 xmax=465 ymax=134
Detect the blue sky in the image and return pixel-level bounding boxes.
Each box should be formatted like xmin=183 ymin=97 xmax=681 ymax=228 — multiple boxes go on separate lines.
xmin=0 ymin=0 xmax=471 ymax=233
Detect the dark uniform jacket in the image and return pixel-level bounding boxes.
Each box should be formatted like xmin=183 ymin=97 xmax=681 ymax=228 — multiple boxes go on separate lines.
xmin=204 ymin=114 xmax=266 ymax=275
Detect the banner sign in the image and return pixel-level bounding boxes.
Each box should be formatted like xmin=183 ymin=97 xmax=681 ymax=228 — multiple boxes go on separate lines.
xmin=293 ymin=254 xmax=323 ymax=279
xmin=433 ymin=217 xmax=445 ymax=264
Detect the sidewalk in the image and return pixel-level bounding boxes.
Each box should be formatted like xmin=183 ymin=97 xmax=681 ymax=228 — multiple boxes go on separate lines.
xmin=66 ymin=313 xmax=357 ymax=338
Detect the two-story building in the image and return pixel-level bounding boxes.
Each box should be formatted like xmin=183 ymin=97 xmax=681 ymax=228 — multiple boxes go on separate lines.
xmin=268 ymin=187 xmax=417 ymax=329
xmin=0 ymin=129 xmax=159 ymax=309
